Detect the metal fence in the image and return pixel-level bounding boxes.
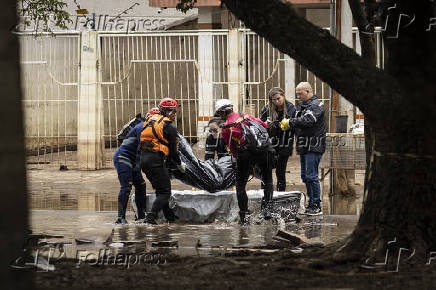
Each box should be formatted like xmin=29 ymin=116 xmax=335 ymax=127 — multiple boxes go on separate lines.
xmin=240 ymin=30 xmax=332 ymax=124
xmin=99 ymin=31 xmax=229 ymax=162
xmin=19 ymin=28 xmax=384 ymax=168
xmin=320 ymin=133 xmax=366 ymax=170
xmin=19 ymin=33 xmax=80 ymax=166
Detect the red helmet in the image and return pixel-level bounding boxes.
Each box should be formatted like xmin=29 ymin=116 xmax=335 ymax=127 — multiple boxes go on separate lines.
xmin=159 ymin=98 xmax=179 ymax=110
xmin=147 ymin=107 xmax=160 ymax=115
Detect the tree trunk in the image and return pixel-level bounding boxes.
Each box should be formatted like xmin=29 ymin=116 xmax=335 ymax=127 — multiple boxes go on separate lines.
xmin=345 ymin=0 xmax=436 ymax=262
xmin=0 ymin=0 xmax=31 ymax=288
xmin=222 ymin=0 xmax=436 ymax=262
xmin=346 ymin=133 xmax=436 ymax=262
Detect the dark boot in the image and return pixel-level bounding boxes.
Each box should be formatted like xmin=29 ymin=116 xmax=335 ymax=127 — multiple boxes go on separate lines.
xmin=262 ymin=201 xmax=273 ymax=220
xmin=115 ymin=194 xmax=129 ymax=224
xmin=134 ymin=183 xmax=146 ymax=220
xmin=163 ymin=205 xmax=178 ymax=223
xmin=261 ymin=191 xmax=274 ymax=220
xmin=277 ymin=182 xmax=286 ymax=192
xmin=144 ymin=212 xmax=158 ymax=225
xmin=239 ymin=211 xmax=250 ymax=226
xmin=115 ymin=217 xmax=127 ymax=224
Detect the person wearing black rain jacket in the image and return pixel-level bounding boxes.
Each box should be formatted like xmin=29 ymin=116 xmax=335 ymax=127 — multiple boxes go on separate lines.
xmin=260 ymin=87 xmax=296 ymax=192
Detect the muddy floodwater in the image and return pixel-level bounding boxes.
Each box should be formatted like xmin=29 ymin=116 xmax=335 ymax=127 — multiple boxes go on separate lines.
xmin=26 ymin=166 xmax=384 ymax=290
xmin=30 ymin=210 xmax=358 ymax=257
xmin=28 ymin=165 xmax=360 ymax=259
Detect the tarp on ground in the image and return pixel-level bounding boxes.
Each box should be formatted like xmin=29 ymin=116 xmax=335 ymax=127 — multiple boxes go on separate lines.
xmin=137 ymin=190 xmax=305 ymax=223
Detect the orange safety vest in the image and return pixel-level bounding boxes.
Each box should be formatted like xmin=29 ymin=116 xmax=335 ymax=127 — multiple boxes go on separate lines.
xmin=140 ymin=114 xmax=171 ymax=156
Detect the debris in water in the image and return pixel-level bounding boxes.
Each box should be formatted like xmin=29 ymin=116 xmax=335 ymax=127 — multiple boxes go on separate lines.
xmin=75 ymin=238 xmax=95 ymax=244
xmin=196 ymin=246 xmax=280 ymax=253
xmin=110 ymin=240 xmax=145 ymax=246
xmin=77 ymin=228 xmax=114 ymax=245
xmin=151 ymin=240 xmax=179 ymax=248
xmin=272 ymin=236 xmax=294 ymax=244
xmin=275 ymin=230 xmax=307 ymax=246
xmin=28 ymin=233 xmax=64 ymax=239
xmin=290 ymin=247 xmax=303 ymax=254
xmin=37 ymin=241 xmax=72 ymax=246
xmin=275 ymin=230 xmax=325 ymax=248
xmin=108 ymin=242 xmax=124 ymax=248
xmin=299 ymin=241 xmax=325 ymax=248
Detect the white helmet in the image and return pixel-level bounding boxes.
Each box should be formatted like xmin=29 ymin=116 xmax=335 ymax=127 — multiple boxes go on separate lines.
xmin=215 ymin=99 xmax=233 ymax=114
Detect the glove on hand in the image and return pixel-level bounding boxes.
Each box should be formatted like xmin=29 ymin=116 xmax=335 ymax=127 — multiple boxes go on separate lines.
xmin=280 ymin=118 xmax=290 ymax=131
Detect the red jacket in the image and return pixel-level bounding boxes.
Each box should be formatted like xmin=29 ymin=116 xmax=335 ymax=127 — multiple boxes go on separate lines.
xmin=221 ymin=112 xmax=267 ymax=157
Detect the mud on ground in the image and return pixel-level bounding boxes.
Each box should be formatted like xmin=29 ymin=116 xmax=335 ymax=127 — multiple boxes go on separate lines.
xmin=34 ymin=244 xmax=436 ymax=290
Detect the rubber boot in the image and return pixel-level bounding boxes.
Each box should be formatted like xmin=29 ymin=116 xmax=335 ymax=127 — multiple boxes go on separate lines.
xmin=163 ymin=205 xmax=178 ymax=223
xmin=261 ymin=190 xmax=274 ymax=220
xmin=134 ymin=183 xmax=146 ymax=220
xmin=239 ymin=211 xmax=250 ymax=226
xmin=262 ymin=201 xmax=273 ymax=220
xmin=277 ymin=182 xmax=286 ymax=192
xmin=115 ymin=217 xmax=127 ymax=224
xmin=115 ymin=192 xmax=129 ymax=224
xmin=144 ymin=212 xmax=158 ymax=225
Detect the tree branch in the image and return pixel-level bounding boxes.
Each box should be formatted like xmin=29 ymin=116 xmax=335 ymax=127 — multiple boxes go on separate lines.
xmin=348 ymin=0 xmax=376 ymax=66
xmin=222 ymin=0 xmax=403 ymax=126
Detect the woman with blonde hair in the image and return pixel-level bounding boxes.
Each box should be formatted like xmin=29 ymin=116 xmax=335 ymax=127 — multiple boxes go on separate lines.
xmin=260 ymin=87 xmax=296 ymax=191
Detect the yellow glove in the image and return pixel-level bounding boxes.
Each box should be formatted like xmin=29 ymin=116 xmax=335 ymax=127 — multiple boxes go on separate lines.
xmin=280 ymin=118 xmax=290 ymax=131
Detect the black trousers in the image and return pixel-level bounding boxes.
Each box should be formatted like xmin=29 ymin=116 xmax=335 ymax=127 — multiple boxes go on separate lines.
xmin=275 ymin=151 xmax=290 ymax=191
xmin=140 ymin=151 xmax=172 ymax=216
xmin=235 ymin=149 xmax=274 ymax=212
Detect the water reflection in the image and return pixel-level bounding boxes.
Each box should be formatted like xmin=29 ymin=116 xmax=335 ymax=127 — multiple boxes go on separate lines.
xmin=30 ymin=192 xmax=119 ymax=211
xmin=30 ymin=210 xmax=357 ymax=260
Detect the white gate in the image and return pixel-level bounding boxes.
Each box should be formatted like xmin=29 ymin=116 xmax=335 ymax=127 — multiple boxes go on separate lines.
xmin=19 ymin=28 xmax=383 ymax=168
xmin=19 ymin=33 xmax=80 ymax=166
xmin=98 ymin=31 xmax=230 ymax=163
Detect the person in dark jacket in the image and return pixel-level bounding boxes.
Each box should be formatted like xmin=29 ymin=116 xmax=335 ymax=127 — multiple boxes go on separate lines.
xmin=280 ymin=82 xmax=326 ymax=216
xmin=113 ymin=108 xmax=159 ymax=224
xmin=260 ymin=87 xmax=296 ymax=191
xmin=216 ymin=99 xmax=274 ymax=225
xmin=205 ymin=117 xmax=228 ymax=160
xmin=140 ymin=98 xmax=186 ymax=225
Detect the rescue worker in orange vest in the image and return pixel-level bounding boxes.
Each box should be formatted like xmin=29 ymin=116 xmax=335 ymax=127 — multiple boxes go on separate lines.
xmin=140 ymin=98 xmax=186 ymax=224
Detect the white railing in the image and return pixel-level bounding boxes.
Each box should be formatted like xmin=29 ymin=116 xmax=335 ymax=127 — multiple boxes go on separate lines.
xmin=19 ymin=28 xmax=383 ymax=168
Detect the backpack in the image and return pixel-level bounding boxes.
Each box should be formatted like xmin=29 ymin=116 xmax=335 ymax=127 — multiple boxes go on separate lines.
xmin=225 ymin=113 xmax=271 ymax=151
xmin=117 ymin=113 xmax=145 ymax=145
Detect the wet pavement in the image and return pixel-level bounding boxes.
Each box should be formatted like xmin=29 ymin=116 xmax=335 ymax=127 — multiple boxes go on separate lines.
xmin=27 ymin=153 xmax=361 ymax=261
xmin=30 ymin=209 xmax=358 ymax=259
